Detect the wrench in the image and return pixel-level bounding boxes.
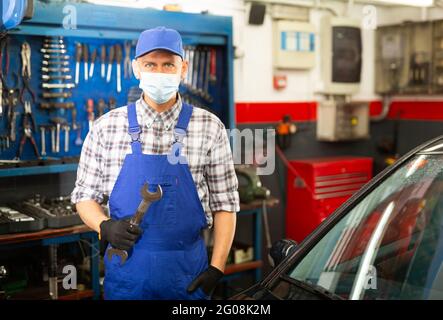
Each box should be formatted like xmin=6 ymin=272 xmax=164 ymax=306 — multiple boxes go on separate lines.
xmin=40 ymin=126 xmax=47 ymax=156
xmin=107 ymin=183 xmax=163 ymax=265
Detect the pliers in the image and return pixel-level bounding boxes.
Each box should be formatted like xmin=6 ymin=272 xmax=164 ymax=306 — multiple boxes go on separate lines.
xmin=23 ymin=100 xmax=36 ymax=131
xmin=16 ymin=115 xmax=40 ymax=160
xmin=19 ymin=42 xmax=36 ymax=104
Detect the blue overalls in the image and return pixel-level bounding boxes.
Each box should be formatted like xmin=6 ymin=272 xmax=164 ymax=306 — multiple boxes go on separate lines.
xmin=104 ymin=102 xmax=210 ymax=300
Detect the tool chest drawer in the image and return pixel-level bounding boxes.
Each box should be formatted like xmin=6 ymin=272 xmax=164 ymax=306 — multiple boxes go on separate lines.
xmin=286 ymin=156 xmax=373 ymax=243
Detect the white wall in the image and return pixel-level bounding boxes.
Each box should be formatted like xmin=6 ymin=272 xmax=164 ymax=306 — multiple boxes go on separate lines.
xmin=134 ymin=0 xmax=443 ymax=103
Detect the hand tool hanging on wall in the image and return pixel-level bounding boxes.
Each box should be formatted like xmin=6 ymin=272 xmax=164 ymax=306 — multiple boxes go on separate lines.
xmin=63 ymin=124 xmax=70 ymax=152
xmin=82 ymin=44 xmax=89 ymax=82
xmin=203 ymin=48 xmax=213 ymax=103
xmin=97 ymin=98 xmax=106 ymax=117
xmin=107 ymin=183 xmax=163 ymax=265
xmin=89 ymin=48 xmax=97 ymax=78
xmin=43 ymin=43 xmax=65 ymax=49
xmin=42 ymin=92 xmax=72 ymax=99
xmin=123 ymin=41 xmax=132 ymax=79
xmin=191 ymin=48 xmax=200 ymax=95
xmin=41 ymin=74 xmax=72 ymax=81
xmin=42 ymin=83 xmax=75 ymax=89
xmin=187 ymin=46 xmax=194 ymax=92
xmin=20 ymin=42 xmax=36 ymax=105
xmin=42 ymin=66 xmax=70 ymax=73
xmin=197 ymin=48 xmax=206 ymax=97
xmin=40 ymin=102 xmax=74 ymax=109
xmin=44 ymin=38 xmax=63 ymax=44
xmin=74 ymin=43 xmax=82 ymax=85
xmin=50 ymin=117 xmax=67 ymax=154
xmin=0 ymin=75 xmax=2 ymax=118
xmin=42 ymin=54 xmax=70 ymax=61
xmin=42 ymin=59 xmax=69 ymax=67
xmin=2 ymin=73 xmax=20 ymax=142
xmin=75 ymin=125 xmax=83 ymax=147
xmin=209 ymin=47 xmax=217 ymax=83
xmin=109 ymin=97 xmax=116 ymax=110
xmin=40 ymin=48 xmax=67 ymax=54
xmin=106 ymin=45 xmax=115 ymax=83
xmin=39 ymin=125 xmax=47 ymax=157
xmin=50 ymin=125 xmax=56 ymax=153
xmin=100 ymin=44 xmax=106 ymax=79
xmin=115 ymin=44 xmax=122 ymax=93
xmin=87 ymin=99 xmax=95 ymax=131
xmin=22 ymin=101 xmax=36 ymax=132
xmin=0 ymin=37 xmax=10 ymax=78
xmin=16 ymin=112 xmax=40 ymax=160
xmin=0 ymin=37 xmax=10 ymax=120
xmin=0 ymin=135 xmax=10 ymax=151
xmin=71 ymin=107 xmax=83 ymax=146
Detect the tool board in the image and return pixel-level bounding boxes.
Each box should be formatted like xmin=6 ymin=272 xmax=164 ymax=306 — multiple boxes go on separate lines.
xmin=1 ymin=2 xmax=234 ymax=163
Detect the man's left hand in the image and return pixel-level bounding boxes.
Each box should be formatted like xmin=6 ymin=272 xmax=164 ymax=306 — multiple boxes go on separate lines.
xmin=187 ymin=265 xmax=224 ymax=296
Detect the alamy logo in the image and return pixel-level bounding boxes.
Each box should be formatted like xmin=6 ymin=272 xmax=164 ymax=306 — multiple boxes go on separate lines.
xmin=62 ymin=5 xmax=77 ymax=30
xmin=62 ymin=265 xmax=77 ymax=290
xmin=363 ymin=265 xmax=377 ymax=290
xmin=362 ymin=5 xmax=377 ymax=30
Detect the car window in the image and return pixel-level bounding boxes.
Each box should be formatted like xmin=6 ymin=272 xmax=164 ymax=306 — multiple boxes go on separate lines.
xmin=286 ymin=154 xmax=443 ymax=300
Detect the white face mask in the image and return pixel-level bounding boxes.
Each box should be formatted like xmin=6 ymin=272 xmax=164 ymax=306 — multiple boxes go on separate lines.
xmin=139 ymin=71 xmax=181 ymax=104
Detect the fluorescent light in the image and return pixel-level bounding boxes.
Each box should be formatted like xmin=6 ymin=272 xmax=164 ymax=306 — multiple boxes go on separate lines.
xmin=368 ymin=0 xmax=434 ymax=7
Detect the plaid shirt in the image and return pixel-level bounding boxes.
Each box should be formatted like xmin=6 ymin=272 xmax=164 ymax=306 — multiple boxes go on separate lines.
xmin=71 ymin=95 xmax=240 ymax=227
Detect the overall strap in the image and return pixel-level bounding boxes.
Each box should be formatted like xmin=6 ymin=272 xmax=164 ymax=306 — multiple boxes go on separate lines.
xmin=174 ymin=103 xmax=193 ymax=134
xmin=169 ymin=103 xmax=193 ymax=162
xmin=127 ymin=103 xmax=142 ymax=154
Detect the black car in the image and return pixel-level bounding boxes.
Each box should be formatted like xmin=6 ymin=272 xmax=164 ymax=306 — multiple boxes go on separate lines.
xmin=233 ymin=136 xmax=443 ymax=300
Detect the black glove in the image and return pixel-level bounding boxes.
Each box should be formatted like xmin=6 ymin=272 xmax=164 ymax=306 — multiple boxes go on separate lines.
xmin=100 ymin=219 xmax=142 ymax=251
xmin=187 ymin=265 xmax=224 ymax=296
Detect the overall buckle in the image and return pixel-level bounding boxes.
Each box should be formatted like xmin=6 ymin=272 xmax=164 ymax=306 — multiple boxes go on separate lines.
xmin=128 ymin=126 xmax=141 ymax=142
xmin=173 ymin=128 xmax=186 ymax=144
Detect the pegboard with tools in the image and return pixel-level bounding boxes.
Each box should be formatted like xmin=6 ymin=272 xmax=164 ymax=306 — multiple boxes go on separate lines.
xmin=0 ymin=2 xmax=234 ymax=166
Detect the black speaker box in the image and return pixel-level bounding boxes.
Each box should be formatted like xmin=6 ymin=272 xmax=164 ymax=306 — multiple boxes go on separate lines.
xmin=248 ymin=3 xmax=266 ymax=25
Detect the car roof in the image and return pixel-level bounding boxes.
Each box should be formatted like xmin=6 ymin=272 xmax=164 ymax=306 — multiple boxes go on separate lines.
xmin=419 ymin=136 xmax=443 ymax=154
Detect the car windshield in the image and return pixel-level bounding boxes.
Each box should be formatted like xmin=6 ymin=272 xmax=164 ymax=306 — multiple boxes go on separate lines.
xmin=286 ymin=153 xmax=443 ymax=300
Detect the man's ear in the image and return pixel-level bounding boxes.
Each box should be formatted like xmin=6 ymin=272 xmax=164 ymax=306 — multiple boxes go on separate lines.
xmin=132 ymin=59 xmax=140 ymax=80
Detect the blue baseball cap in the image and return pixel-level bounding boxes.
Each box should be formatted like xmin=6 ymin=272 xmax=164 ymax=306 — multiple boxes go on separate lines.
xmin=135 ymin=26 xmax=184 ymax=60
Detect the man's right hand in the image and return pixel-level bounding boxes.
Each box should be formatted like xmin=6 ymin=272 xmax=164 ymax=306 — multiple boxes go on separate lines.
xmin=100 ymin=219 xmax=143 ymax=251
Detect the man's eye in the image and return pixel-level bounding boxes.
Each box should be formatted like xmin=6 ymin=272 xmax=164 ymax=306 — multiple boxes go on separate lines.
xmin=165 ymin=63 xmax=174 ymax=68
xmin=145 ymin=63 xmax=154 ymax=68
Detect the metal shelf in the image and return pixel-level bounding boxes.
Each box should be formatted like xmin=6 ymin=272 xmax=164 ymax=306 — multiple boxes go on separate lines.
xmin=0 ymin=163 xmax=78 ymax=178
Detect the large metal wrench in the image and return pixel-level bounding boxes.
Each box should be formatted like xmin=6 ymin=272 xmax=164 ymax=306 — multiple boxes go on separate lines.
xmin=107 ymin=183 xmax=163 ymax=265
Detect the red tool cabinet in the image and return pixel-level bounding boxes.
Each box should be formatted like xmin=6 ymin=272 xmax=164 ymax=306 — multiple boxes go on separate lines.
xmin=286 ymin=156 xmax=373 ymax=243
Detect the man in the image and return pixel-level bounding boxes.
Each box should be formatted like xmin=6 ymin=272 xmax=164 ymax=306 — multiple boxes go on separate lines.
xmin=71 ymin=26 xmax=239 ymax=300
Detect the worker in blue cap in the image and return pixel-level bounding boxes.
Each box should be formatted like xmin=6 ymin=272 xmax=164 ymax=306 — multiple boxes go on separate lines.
xmin=72 ymin=27 xmax=239 ymax=300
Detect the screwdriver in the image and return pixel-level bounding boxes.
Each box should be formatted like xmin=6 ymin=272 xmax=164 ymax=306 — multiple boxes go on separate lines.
xmin=75 ymin=43 xmax=82 ymax=85
xmin=106 ymin=45 xmax=115 ymax=83
xmin=87 ymin=99 xmax=95 ymax=131
xmin=89 ymin=48 xmax=97 ymax=78
xmin=83 ymin=43 xmax=89 ymax=81
xmin=115 ymin=44 xmax=122 ymax=93
xmin=100 ymin=44 xmax=106 ymax=79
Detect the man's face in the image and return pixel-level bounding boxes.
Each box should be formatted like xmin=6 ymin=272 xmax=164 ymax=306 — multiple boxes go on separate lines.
xmin=132 ymin=49 xmax=188 ymax=80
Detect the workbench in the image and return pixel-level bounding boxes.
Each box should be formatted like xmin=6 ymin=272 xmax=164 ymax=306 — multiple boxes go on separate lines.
xmin=0 ymin=224 xmax=100 ymax=300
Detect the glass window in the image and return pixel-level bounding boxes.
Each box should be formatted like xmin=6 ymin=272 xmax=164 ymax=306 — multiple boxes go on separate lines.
xmin=286 ymin=154 xmax=443 ymax=300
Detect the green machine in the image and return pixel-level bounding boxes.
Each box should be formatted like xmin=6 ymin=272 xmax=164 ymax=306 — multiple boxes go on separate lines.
xmin=235 ymin=165 xmax=270 ymax=204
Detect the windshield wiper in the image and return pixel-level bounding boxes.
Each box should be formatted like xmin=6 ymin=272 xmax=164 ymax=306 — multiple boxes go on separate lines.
xmin=280 ymin=275 xmax=345 ymax=300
